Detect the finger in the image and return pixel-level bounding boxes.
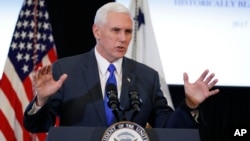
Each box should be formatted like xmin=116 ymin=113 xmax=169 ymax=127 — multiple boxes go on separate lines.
xmin=41 ymin=65 xmax=49 ymax=75
xmin=197 ymin=69 xmax=209 ymax=82
xmin=204 ymin=72 xmax=215 ymax=85
xmin=207 ymin=79 xmax=219 ymax=89
xmin=56 ymin=74 xmax=68 ymax=87
xmin=209 ymin=89 xmax=219 ymax=96
xmin=33 ymin=68 xmax=41 ymax=90
xmin=36 ymin=66 xmax=43 ymax=79
xmin=32 ymin=71 xmax=36 ymax=82
xmin=44 ymin=64 xmax=51 ymax=75
xmin=47 ymin=65 xmax=52 ymax=75
xmin=183 ymin=72 xmax=189 ymax=84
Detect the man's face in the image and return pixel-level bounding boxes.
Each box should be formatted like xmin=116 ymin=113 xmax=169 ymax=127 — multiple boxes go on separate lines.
xmin=94 ymin=12 xmax=133 ymax=63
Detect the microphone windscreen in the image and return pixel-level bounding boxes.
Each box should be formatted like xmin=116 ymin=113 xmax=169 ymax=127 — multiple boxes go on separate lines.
xmin=106 ymin=83 xmax=117 ymax=92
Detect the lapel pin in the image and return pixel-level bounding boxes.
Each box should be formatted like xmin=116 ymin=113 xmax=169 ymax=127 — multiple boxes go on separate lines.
xmin=127 ymin=77 xmax=131 ymax=82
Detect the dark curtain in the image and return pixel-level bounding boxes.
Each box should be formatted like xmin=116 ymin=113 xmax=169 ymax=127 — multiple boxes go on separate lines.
xmin=46 ymin=0 xmax=114 ymax=58
xmin=45 ymin=0 xmax=250 ymax=140
xmin=170 ymin=85 xmax=250 ymax=141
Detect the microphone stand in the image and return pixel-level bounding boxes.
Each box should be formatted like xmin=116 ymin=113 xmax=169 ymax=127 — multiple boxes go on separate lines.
xmin=129 ymin=86 xmax=142 ymax=121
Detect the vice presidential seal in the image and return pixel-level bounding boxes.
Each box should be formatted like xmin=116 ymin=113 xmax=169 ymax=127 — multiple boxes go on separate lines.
xmin=101 ymin=121 xmax=150 ymax=141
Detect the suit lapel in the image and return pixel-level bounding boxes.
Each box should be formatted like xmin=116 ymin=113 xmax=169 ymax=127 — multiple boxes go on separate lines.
xmin=80 ymin=52 xmax=137 ymax=124
xmin=80 ymin=49 xmax=106 ymax=125
xmin=120 ymin=58 xmax=136 ymax=113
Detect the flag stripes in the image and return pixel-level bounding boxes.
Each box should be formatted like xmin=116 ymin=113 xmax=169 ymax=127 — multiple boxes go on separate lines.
xmin=0 ymin=0 xmax=57 ymax=140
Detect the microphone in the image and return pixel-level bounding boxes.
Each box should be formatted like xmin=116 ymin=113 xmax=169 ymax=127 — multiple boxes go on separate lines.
xmin=106 ymin=83 xmax=120 ymax=121
xmin=129 ymin=85 xmax=142 ymax=114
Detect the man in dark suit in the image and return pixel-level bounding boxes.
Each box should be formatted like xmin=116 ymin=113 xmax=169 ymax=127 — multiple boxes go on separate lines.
xmin=23 ymin=2 xmax=219 ymax=133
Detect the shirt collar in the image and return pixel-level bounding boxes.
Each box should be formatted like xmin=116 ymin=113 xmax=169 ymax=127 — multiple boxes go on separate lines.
xmin=94 ymin=47 xmax=123 ymax=75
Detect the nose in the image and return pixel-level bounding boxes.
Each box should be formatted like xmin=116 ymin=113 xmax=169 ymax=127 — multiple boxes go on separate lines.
xmin=119 ymin=32 xmax=126 ymax=42
xmin=119 ymin=30 xmax=132 ymax=43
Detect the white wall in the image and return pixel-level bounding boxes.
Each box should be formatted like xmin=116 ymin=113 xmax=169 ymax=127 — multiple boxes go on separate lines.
xmin=117 ymin=0 xmax=250 ymax=87
xmin=1 ymin=0 xmax=250 ymax=87
xmin=0 ymin=0 xmax=23 ymax=79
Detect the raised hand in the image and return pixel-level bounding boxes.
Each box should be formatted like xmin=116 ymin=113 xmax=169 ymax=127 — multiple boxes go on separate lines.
xmin=183 ymin=69 xmax=219 ymax=109
xmin=33 ymin=64 xmax=68 ymax=106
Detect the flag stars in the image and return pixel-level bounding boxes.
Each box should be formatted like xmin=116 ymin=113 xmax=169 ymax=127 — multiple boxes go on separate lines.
xmin=137 ymin=8 xmax=145 ymax=29
xmin=28 ymin=31 xmax=34 ymax=40
xmin=18 ymin=42 xmax=26 ymax=50
xmin=36 ymin=33 xmax=41 ymax=40
xmin=24 ymin=9 xmax=31 ymax=17
xmin=38 ymin=22 xmax=42 ymax=28
xmin=43 ymin=22 xmax=49 ymax=30
xmin=41 ymin=44 xmax=46 ymax=52
xmin=16 ymin=53 xmax=23 ymax=61
xmin=30 ymin=21 xmax=35 ymax=28
xmin=14 ymin=32 xmax=20 ymax=39
xmin=21 ymin=31 xmax=27 ymax=39
xmin=17 ymin=21 xmax=23 ymax=29
xmin=48 ymin=34 xmax=54 ymax=42
xmin=22 ymin=64 xmax=29 ymax=73
xmin=6 ymin=0 xmax=56 ymax=82
xmin=20 ymin=10 xmax=24 ymax=17
xmin=23 ymin=20 xmax=29 ymax=28
xmin=26 ymin=43 xmax=32 ymax=50
xmin=42 ymin=34 xmax=47 ymax=41
xmin=39 ymin=11 xmax=44 ymax=19
xmin=26 ymin=0 xmax=33 ymax=6
xmin=24 ymin=53 xmax=30 ymax=62
xmin=11 ymin=42 xmax=18 ymax=50
xmin=39 ymin=0 xmax=45 ymax=7
xmin=44 ymin=12 xmax=49 ymax=20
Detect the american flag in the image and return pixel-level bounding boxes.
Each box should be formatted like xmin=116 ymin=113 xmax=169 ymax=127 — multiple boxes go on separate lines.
xmin=0 ymin=0 xmax=57 ymax=140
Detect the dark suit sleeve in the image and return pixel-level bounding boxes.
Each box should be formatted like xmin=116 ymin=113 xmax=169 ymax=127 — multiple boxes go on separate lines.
xmin=23 ymin=62 xmax=63 ymax=133
xmin=165 ymin=100 xmax=200 ymax=128
xmin=23 ymin=97 xmax=57 ymax=133
xmin=146 ymin=68 xmax=200 ymax=128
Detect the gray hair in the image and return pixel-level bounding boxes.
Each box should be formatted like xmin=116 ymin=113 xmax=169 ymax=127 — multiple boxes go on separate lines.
xmin=94 ymin=2 xmax=132 ymax=26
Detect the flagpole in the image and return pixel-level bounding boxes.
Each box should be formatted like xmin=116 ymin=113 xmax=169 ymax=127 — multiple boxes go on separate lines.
xmin=33 ymin=0 xmax=39 ymax=70
xmin=131 ymin=0 xmax=138 ymax=60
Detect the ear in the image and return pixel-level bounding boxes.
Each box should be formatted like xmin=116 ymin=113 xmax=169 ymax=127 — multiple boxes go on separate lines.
xmin=92 ymin=24 xmax=100 ymax=39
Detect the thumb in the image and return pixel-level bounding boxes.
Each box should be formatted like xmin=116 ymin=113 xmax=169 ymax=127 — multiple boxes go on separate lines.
xmin=183 ymin=72 xmax=189 ymax=84
xmin=57 ymin=74 xmax=68 ymax=85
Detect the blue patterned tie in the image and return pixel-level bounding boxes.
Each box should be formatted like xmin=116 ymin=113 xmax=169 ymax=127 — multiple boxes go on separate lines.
xmin=104 ymin=64 xmax=116 ymax=126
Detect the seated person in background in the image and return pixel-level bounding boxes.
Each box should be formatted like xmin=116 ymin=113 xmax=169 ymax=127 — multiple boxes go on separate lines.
xmin=23 ymin=2 xmax=219 ymax=133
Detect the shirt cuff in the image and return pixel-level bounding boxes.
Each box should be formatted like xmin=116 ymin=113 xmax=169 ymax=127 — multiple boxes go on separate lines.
xmin=190 ymin=109 xmax=199 ymax=123
xmin=27 ymin=102 xmax=41 ymax=115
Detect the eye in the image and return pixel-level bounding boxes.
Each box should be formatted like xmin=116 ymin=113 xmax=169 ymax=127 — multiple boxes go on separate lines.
xmin=125 ymin=29 xmax=132 ymax=34
xmin=112 ymin=28 xmax=120 ymax=32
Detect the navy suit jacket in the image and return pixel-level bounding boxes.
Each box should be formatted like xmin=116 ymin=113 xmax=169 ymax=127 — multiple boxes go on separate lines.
xmin=24 ymin=49 xmax=198 ymax=133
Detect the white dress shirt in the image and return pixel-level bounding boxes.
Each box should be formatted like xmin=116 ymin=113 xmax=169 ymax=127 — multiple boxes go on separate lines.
xmin=94 ymin=47 xmax=123 ymax=99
